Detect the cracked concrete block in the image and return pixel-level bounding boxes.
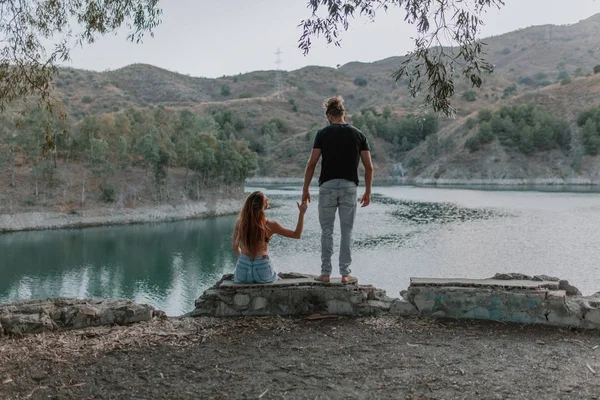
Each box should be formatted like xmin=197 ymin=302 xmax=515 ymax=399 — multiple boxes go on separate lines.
xmin=349 ymin=292 xmax=366 ymax=304
xmin=463 ymin=306 xmax=494 ymax=320
xmin=546 ymin=310 xmax=582 ymax=327
xmin=411 ymin=292 xmax=436 ymax=314
xmin=365 ymin=300 xmax=392 ymax=311
xmin=356 ymin=300 xmax=393 ymax=316
xmin=584 ymin=309 xmax=600 ymax=327
xmin=509 ymin=311 xmax=540 ymax=324
xmin=277 ymin=304 xmax=291 ymax=314
xmin=326 ymin=300 xmax=354 ymax=315
xmin=389 ymin=299 xmax=418 ymax=316
xmin=546 ymin=291 xmax=566 ymax=300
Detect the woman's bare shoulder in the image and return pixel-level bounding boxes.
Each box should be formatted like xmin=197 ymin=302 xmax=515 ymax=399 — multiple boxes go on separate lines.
xmin=266 ymin=218 xmax=283 ymax=230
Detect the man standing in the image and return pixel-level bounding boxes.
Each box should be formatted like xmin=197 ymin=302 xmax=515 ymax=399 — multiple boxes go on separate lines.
xmin=302 ymin=96 xmax=373 ymax=284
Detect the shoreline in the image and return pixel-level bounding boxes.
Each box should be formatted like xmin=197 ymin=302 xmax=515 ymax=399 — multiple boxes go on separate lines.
xmin=0 ymin=198 xmax=244 ymax=234
xmin=247 ymin=176 xmax=600 ymax=187
xmin=3 ymin=177 xmax=600 ymax=234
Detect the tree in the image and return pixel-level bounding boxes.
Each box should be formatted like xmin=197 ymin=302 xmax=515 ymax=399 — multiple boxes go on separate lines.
xmin=462 ymin=90 xmax=476 ymax=102
xmin=353 ymin=77 xmax=368 ymax=87
xmin=221 ymin=84 xmax=231 ymax=96
xmin=594 ymin=65 xmax=600 ymax=74
xmin=299 ymin=0 xmax=505 ymax=115
xmin=0 ymin=0 xmax=161 ymax=111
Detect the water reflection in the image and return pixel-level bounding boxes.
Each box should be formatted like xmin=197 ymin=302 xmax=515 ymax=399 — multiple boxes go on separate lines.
xmin=0 ymin=216 xmax=238 ymax=315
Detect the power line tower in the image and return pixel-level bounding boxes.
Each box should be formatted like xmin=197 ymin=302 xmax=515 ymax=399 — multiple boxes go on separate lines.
xmin=274 ymin=48 xmax=284 ymax=99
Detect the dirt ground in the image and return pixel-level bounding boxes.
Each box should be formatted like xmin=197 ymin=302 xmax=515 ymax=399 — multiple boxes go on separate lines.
xmin=1 ymin=316 xmax=600 ymax=400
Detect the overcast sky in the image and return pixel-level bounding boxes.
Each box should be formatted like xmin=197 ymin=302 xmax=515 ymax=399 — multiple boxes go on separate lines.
xmin=64 ymin=0 xmax=600 ymax=77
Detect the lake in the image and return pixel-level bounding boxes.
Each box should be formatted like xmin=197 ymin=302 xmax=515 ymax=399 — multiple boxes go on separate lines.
xmin=2 ymin=185 xmax=600 ymax=315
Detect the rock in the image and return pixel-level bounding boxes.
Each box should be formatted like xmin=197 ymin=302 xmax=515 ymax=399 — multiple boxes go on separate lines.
xmin=251 ymin=297 xmax=268 ymax=311
xmin=533 ymin=275 xmax=560 ymax=282
xmin=0 ymin=298 xmax=162 ymax=335
xmin=30 ymin=371 xmax=49 ymax=382
xmin=0 ymin=313 xmax=57 ymax=335
xmin=216 ymin=302 xmax=240 ymax=317
xmin=233 ymin=294 xmax=250 ymax=307
xmin=546 ymin=290 xmax=566 ymax=300
xmin=491 ymin=273 xmax=533 ymax=280
xmin=389 ymin=299 xmax=418 ymax=316
xmin=559 ymin=280 xmax=582 ymax=296
xmin=492 ymin=273 xmax=513 ymax=280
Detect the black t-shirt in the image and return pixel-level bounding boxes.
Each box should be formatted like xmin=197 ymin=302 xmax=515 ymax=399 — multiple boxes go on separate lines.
xmin=313 ymin=124 xmax=371 ymax=186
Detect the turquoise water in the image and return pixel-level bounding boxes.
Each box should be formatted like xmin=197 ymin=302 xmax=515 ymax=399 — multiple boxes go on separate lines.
xmin=2 ymin=185 xmax=600 ymax=315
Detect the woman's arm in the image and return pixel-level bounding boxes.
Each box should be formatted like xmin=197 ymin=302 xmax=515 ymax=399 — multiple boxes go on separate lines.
xmin=267 ymin=202 xmax=307 ymax=239
xmin=232 ymin=222 xmax=241 ymax=255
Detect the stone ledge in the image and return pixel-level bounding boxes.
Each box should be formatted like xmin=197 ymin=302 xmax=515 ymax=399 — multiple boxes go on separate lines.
xmin=2 ymin=272 xmax=598 ymax=336
xmin=187 ymin=273 xmax=407 ymax=317
xmin=188 ymin=272 xmax=599 ymax=330
xmin=406 ymin=278 xmax=597 ymax=328
xmin=410 ymin=277 xmax=560 ymax=290
xmin=0 ymin=298 xmax=165 ymax=336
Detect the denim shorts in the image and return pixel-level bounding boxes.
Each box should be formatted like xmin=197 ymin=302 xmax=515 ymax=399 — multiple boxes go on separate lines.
xmin=234 ymin=254 xmax=277 ymax=284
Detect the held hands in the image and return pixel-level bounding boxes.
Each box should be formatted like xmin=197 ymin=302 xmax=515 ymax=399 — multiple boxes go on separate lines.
xmin=301 ymin=189 xmax=311 ymax=204
xmin=296 ymin=201 xmax=308 ymax=214
xmin=360 ymin=192 xmax=371 ymax=207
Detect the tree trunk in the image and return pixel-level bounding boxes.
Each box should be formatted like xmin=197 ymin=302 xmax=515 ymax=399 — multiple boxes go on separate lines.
xmin=9 ymin=143 xmax=15 ymax=188
xmin=196 ymin=177 xmax=200 ymax=201
xmin=165 ymin=168 xmax=170 ymax=200
xmin=53 ymin=134 xmax=58 ymax=168
xmin=81 ymin=170 xmax=86 ymax=205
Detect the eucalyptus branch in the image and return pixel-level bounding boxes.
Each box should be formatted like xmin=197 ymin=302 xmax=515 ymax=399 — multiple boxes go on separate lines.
xmin=299 ymin=0 xmax=505 ymax=116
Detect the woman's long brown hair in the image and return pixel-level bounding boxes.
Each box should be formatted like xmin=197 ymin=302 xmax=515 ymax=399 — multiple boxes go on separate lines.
xmin=236 ymin=191 xmax=267 ymax=256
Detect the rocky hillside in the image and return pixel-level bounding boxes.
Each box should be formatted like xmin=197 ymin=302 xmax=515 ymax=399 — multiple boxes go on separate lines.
xmin=40 ymin=12 xmax=600 ymax=182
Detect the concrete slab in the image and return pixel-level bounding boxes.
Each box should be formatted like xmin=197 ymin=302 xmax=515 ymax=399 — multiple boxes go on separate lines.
xmin=219 ymin=275 xmax=360 ymax=289
xmin=410 ymin=277 xmax=560 ymax=290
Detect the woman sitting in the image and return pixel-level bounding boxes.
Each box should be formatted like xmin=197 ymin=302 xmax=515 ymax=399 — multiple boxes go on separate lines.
xmin=232 ymin=191 xmax=308 ymax=284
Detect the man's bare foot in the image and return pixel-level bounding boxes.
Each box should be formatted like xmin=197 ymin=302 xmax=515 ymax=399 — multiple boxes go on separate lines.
xmin=314 ymin=275 xmax=331 ymax=283
xmin=341 ymin=275 xmax=357 ymax=284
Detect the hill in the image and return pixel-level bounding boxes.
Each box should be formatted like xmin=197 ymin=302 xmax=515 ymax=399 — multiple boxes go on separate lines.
xmin=3 ymin=13 xmax=600 ymax=213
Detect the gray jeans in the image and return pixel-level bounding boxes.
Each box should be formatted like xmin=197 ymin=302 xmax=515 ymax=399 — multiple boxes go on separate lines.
xmin=318 ymin=179 xmax=358 ymax=276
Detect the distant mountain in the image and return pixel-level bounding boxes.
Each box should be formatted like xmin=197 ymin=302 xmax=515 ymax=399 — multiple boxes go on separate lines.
xmin=52 ymin=13 xmax=600 ymax=181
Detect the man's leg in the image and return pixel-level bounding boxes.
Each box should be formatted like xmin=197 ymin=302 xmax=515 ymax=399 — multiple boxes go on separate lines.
xmin=338 ymin=183 xmax=358 ymax=278
xmin=318 ymin=183 xmax=337 ymax=279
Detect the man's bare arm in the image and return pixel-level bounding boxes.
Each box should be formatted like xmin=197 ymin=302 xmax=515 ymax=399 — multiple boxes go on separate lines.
xmin=302 ymin=148 xmax=321 ymax=203
xmin=360 ymin=150 xmax=373 ymax=207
